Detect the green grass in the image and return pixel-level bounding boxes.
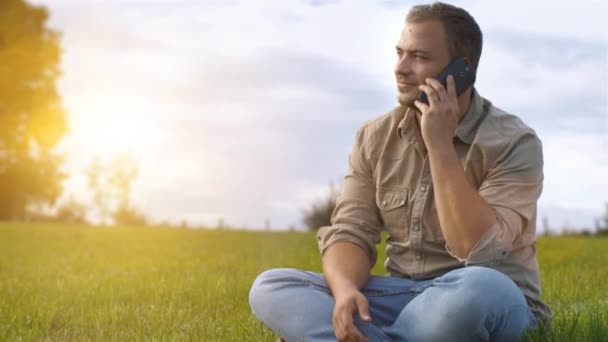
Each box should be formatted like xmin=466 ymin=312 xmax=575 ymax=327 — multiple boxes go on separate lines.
xmin=0 ymin=223 xmax=606 ymax=341
xmin=520 ymin=237 xmax=608 ymax=341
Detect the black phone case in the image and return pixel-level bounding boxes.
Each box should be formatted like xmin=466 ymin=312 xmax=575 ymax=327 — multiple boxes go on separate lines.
xmin=418 ymin=58 xmax=475 ymax=105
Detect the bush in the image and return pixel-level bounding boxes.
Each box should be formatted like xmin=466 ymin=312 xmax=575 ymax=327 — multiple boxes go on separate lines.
xmin=302 ymin=183 xmax=339 ymax=231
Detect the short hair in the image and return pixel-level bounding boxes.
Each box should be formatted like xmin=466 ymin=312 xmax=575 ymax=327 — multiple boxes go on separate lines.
xmin=406 ymin=2 xmax=483 ymax=76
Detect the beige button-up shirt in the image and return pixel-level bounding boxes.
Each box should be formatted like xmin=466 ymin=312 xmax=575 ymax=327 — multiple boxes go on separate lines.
xmin=317 ymin=90 xmax=552 ymax=324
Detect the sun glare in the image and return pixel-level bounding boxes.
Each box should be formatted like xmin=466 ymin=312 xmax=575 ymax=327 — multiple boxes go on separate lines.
xmin=67 ymin=95 xmax=165 ymax=161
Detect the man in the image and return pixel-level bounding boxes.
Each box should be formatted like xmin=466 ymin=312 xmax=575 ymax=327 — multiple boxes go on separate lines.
xmin=249 ymin=2 xmax=552 ymax=341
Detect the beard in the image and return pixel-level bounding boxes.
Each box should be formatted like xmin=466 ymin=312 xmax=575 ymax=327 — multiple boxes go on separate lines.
xmin=397 ymin=87 xmax=421 ymax=108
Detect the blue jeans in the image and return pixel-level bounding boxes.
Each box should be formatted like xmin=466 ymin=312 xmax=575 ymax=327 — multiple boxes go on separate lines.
xmin=249 ymin=266 xmax=537 ymax=341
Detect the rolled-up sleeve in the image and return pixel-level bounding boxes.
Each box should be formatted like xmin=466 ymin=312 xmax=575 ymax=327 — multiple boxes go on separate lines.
xmin=316 ymin=126 xmax=383 ymax=267
xmin=446 ymin=131 xmax=543 ymax=265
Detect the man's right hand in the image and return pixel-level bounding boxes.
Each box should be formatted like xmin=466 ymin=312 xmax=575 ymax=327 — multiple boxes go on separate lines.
xmin=322 ymin=242 xmax=374 ymax=341
xmin=332 ymin=287 xmax=372 ymax=342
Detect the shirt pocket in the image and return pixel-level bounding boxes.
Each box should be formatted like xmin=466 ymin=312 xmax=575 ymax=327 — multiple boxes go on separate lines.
xmin=376 ymin=187 xmax=409 ymax=239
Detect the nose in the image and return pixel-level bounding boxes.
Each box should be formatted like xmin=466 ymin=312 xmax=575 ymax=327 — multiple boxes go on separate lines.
xmin=394 ymin=55 xmax=413 ymax=78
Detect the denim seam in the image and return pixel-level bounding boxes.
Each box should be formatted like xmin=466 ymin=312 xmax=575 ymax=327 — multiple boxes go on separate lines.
xmin=363 ymin=281 xmax=434 ymax=296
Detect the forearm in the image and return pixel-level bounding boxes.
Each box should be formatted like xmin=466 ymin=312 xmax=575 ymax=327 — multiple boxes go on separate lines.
xmin=428 ymin=145 xmax=496 ymax=258
xmin=322 ymin=242 xmax=371 ymax=297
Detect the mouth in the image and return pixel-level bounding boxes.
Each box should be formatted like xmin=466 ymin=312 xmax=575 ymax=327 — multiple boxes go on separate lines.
xmin=397 ymin=81 xmax=417 ymax=90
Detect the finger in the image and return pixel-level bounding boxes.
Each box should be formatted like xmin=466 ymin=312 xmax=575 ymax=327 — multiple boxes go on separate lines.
xmin=333 ymin=311 xmax=346 ymax=341
xmin=334 ymin=316 xmax=348 ymax=341
xmin=336 ymin=310 xmax=354 ymax=341
xmin=419 ymin=84 xmax=439 ymax=107
xmin=341 ymin=312 xmax=367 ymax=342
xmin=425 ymin=77 xmax=447 ymax=100
xmin=355 ymin=295 xmax=371 ymax=322
xmin=446 ymin=74 xmax=457 ymax=100
xmin=414 ymin=100 xmax=428 ymax=113
xmin=345 ymin=324 xmax=368 ymax=342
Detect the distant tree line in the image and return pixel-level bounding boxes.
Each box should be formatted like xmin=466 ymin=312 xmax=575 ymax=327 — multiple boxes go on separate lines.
xmin=593 ymin=203 xmax=608 ymax=236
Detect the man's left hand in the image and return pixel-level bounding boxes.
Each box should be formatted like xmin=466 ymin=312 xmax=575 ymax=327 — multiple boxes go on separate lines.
xmin=414 ymin=75 xmax=460 ymax=151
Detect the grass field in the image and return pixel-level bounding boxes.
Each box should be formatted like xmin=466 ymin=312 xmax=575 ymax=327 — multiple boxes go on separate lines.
xmin=0 ymin=223 xmax=606 ymax=341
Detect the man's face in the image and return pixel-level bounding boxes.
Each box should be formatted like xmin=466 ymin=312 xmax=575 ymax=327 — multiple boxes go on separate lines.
xmin=395 ymin=20 xmax=452 ymax=108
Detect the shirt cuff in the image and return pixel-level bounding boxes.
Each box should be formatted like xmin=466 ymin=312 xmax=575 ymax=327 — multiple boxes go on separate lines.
xmin=445 ymin=221 xmax=510 ymax=266
xmin=317 ymin=225 xmax=378 ymax=267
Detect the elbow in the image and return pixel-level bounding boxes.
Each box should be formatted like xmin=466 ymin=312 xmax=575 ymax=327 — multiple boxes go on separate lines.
xmin=450 ymin=241 xmax=475 ymax=260
xmin=447 ymin=218 xmax=499 ymax=263
xmin=454 ymin=245 xmax=471 ymax=261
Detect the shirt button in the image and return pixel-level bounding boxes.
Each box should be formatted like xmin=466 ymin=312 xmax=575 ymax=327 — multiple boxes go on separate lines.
xmin=413 ymin=225 xmax=420 ymax=231
xmin=415 ymin=253 xmax=422 ymax=260
xmin=382 ymin=200 xmax=387 ymax=206
xmin=420 ymin=186 xmax=427 ymax=192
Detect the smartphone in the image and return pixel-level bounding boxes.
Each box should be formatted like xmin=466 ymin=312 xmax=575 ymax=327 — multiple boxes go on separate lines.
xmin=418 ymin=58 xmax=475 ymax=105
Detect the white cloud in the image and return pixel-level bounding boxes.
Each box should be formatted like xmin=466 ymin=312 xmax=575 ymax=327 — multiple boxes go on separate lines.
xmin=541 ymin=131 xmax=608 ymax=205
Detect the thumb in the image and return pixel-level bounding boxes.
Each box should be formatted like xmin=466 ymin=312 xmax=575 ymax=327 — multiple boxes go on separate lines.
xmin=355 ymin=294 xmax=371 ymax=321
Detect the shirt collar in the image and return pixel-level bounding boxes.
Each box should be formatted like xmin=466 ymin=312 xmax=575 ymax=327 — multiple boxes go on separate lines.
xmin=397 ymin=88 xmax=488 ymax=144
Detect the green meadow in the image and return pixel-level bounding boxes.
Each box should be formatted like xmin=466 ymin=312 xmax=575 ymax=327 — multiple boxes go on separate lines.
xmin=0 ymin=223 xmax=606 ymax=341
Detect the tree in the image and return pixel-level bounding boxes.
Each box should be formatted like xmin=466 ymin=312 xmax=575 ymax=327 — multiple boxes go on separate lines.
xmin=86 ymin=153 xmax=147 ymax=226
xmin=86 ymin=158 xmax=108 ymax=224
xmin=54 ymin=196 xmax=87 ymax=224
xmin=108 ymin=154 xmax=139 ymax=212
xmin=302 ymin=182 xmax=340 ymax=231
xmin=0 ymin=0 xmax=67 ymax=220
xmin=113 ymin=204 xmax=147 ymax=226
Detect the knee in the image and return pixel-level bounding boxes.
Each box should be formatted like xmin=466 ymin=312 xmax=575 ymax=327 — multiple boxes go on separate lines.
xmin=248 ymin=268 xmax=298 ymax=316
xmin=461 ymin=266 xmax=511 ymax=284
xmin=428 ymin=267 xmax=526 ymax=336
xmin=459 ymin=266 xmax=524 ymax=302
xmin=449 ymin=267 xmax=525 ymax=312
xmin=401 ymin=267 xmax=529 ymax=341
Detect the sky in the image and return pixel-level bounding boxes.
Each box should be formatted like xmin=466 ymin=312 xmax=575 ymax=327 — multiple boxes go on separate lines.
xmin=33 ymin=0 xmax=607 ymax=231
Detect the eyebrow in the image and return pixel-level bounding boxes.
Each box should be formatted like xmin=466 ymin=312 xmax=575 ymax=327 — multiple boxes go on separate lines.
xmin=395 ymin=46 xmax=430 ymax=55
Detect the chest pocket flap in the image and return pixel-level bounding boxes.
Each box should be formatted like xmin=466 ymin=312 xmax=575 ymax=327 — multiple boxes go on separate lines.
xmin=376 ymin=188 xmax=408 ymax=211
